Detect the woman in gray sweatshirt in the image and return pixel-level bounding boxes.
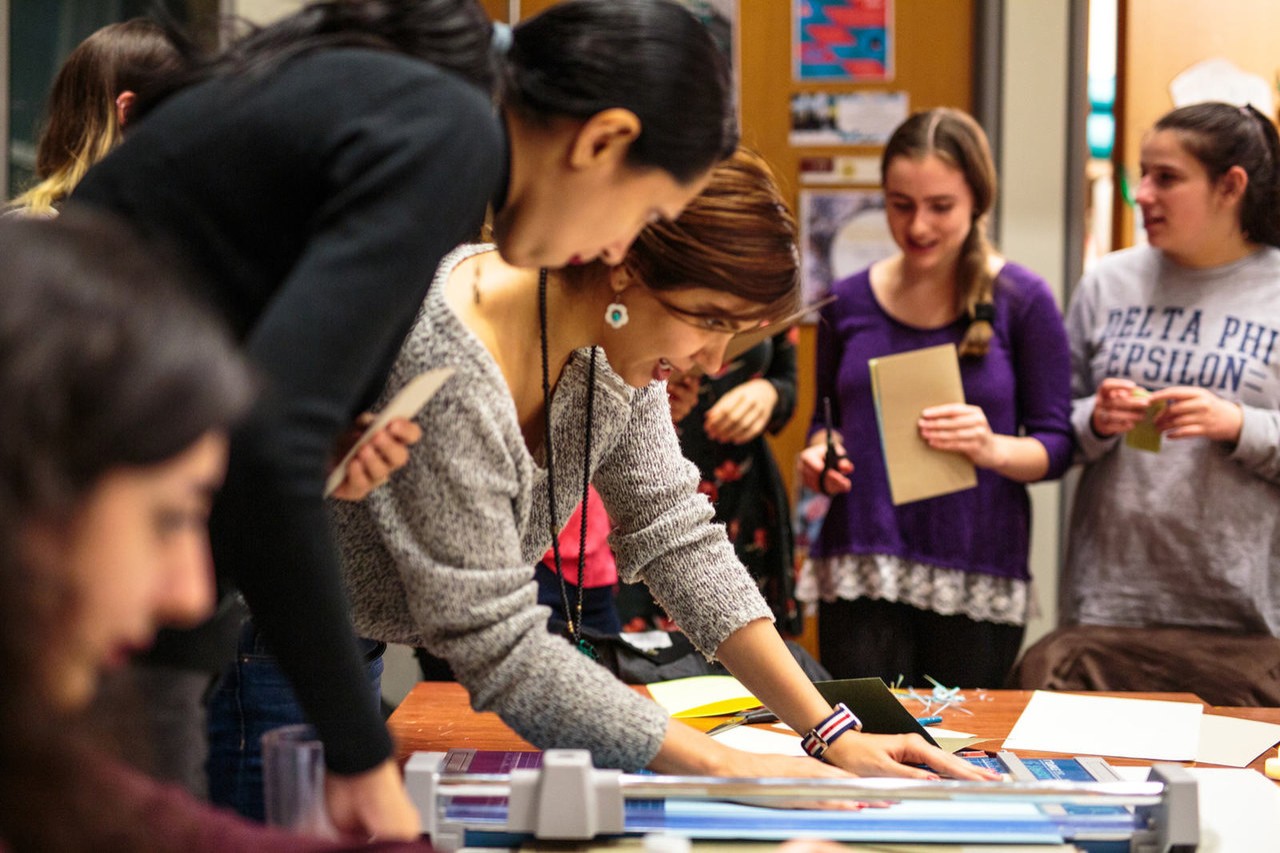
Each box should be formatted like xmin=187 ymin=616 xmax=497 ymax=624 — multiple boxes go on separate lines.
xmin=1015 ymin=102 xmax=1280 ymax=702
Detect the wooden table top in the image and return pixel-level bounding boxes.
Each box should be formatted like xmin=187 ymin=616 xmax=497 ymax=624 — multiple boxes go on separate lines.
xmin=388 ymin=682 xmax=1280 ymax=779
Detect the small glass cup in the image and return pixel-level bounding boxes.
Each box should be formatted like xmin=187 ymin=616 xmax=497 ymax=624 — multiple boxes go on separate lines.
xmin=261 ymin=723 xmax=336 ymax=838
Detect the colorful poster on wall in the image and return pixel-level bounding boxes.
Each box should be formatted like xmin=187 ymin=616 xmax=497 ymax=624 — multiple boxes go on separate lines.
xmin=790 ymin=90 xmax=907 ymax=145
xmin=794 ymin=0 xmax=894 ymax=82
xmin=799 ymin=189 xmax=896 ymax=313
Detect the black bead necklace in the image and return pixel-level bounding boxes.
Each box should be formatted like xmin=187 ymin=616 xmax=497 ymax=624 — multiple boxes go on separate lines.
xmin=538 ymin=268 xmax=597 ymax=659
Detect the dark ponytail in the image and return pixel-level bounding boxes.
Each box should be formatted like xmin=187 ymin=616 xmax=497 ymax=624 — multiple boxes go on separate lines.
xmin=1155 ymin=101 xmax=1280 ymax=249
xmin=503 ymin=0 xmax=737 ymax=184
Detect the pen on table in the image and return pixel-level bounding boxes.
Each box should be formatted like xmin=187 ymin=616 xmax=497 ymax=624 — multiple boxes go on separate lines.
xmin=915 ymin=715 xmax=943 ymax=726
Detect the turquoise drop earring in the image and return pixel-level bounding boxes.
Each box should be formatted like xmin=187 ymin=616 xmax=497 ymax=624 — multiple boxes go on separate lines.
xmin=605 ymin=300 xmax=629 ymax=329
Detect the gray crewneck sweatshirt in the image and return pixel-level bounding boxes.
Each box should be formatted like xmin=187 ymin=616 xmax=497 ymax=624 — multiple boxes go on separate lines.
xmin=1063 ymin=245 xmax=1280 ymax=635
xmin=330 ymin=245 xmax=772 ymax=769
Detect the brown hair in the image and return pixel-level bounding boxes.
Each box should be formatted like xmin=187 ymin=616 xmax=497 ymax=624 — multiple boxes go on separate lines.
xmin=882 ymin=108 xmax=998 ymax=357
xmin=621 ymin=147 xmax=800 ymax=320
xmin=1154 ymin=102 xmax=1280 ymax=249
xmin=0 ymin=211 xmax=254 ymax=851
xmin=7 ymin=19 xmax=182 ymax=216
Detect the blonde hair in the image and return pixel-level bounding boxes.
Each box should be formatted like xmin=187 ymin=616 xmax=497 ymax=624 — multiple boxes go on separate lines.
xmin=882 ymin=108 xmax=998 ymax=357
xmin=8 ymin=19 xmax=181 ymax=217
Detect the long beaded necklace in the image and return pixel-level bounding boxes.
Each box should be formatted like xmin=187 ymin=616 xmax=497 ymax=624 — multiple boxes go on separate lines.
xmin=538 ymin=268 xmax=598 ymax=659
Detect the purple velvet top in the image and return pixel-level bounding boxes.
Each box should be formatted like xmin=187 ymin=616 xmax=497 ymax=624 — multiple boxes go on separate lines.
xmin=809 ymin=262 xmax=1073 ymax=581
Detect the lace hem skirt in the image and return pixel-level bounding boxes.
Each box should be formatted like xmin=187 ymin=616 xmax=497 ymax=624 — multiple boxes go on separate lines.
xmin=796 ymin=552 xmax=1029 ymax=626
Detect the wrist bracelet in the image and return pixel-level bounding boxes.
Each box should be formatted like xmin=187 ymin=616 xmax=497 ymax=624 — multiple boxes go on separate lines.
xmin=800 ymin=702 xmax=862 ymax=759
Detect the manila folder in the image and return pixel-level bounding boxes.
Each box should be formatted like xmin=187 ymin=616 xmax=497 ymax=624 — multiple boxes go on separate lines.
xmin=869 ymin=344 xmax=977 ymax=505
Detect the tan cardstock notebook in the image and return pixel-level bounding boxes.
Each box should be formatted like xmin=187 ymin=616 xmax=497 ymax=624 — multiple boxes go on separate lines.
xmin=869 ymin=343 xmax=977 ymax=505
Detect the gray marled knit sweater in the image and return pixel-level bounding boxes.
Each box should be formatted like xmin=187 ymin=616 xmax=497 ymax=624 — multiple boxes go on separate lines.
xmin=330 ymin=245 xmax=773 ymax=770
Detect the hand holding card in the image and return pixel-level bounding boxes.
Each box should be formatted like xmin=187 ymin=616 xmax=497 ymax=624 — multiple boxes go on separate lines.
xmin=324 ymin=367 xmax=454 ymax=497
xmin=1124 ymin=388 xmax=1167 ymax=453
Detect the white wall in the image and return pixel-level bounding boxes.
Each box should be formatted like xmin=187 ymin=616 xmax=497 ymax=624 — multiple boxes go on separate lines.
xmin=998 ymin=0 xmax=1072 ymax=649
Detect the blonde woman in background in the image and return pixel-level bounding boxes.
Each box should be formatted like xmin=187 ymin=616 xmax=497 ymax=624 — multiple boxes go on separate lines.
xmin=6 ymin=19 xmax=181 ymax=217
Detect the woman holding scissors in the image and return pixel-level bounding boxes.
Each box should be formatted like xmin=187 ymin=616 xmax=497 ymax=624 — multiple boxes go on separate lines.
xmin=797 ymin=108 xmax=1073 ymax=689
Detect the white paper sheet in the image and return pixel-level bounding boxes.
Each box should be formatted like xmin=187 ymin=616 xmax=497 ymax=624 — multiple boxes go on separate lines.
xmin=1118 ymin=766 xmax=1280 ymax=851
xmin=1196 ymin=714 xmax=1280 ymax=768
xmin=711 ymin=725 xmax=805 ymax=756
xmin=1002 ymin=691 xmax=1203 ymax=761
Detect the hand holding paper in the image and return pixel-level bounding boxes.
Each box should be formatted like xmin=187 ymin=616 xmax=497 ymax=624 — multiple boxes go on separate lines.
xmin=328 ymin=414 xmax=422 ymax=501
xmin=868 ymin=344 xmax=976 ymax=505
xmin=324 ymin=367 xmax=454 ymax=498
xmin=1091 ymin=377 xmax=1148 ymax=436
xmin=917 ymin=402 xmax=999 ymax=467
xmin=1149 ymin=384 xmax=1245 ymax=443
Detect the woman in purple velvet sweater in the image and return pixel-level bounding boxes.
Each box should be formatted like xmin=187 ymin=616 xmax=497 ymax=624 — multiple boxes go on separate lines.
xmin=796 ymin=109 xmax=1073 ymax=688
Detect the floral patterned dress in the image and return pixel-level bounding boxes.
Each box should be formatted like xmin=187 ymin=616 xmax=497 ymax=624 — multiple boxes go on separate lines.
xmin=617 ymin=330 xmax=802 ymax=635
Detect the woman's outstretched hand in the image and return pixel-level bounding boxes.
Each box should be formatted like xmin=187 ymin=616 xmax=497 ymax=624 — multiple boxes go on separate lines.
xmin=824 ymin=730 xmax=999 ymax=782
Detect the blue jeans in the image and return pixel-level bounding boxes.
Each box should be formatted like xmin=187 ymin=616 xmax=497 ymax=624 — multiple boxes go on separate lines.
xmin=206 ymin=619 xmax=385 ymax=821
xmin=533 ymin=562 xmax=622 ymax=635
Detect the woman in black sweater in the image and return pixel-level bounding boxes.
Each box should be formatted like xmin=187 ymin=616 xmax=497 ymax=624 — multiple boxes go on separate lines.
xmin=72 ymin=0 xmax=736 ymax=839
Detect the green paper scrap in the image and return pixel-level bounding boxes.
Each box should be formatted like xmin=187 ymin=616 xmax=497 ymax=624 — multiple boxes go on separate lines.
xmin=1125 ymin=397 xmax=1168 ymax=453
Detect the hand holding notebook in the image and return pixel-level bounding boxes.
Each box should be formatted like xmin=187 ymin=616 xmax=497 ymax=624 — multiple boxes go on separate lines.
xmin=868 ymin=344 xmax=976 ymax=505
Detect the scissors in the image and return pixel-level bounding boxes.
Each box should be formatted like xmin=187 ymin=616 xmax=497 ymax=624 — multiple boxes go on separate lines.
xmin=705 ymin=707 xmax=780 ymax=736
xmin=819 ymin=396 xmax=847 ymax=496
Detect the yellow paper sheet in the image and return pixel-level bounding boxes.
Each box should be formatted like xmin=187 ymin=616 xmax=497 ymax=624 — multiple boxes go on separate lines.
xmin=646 ymin=675 xmax=761 ymax=718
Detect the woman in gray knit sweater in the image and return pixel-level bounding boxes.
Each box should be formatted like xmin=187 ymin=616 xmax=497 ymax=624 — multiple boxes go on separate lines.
xmin=333 ymin=150 xmax=990 ymax=781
